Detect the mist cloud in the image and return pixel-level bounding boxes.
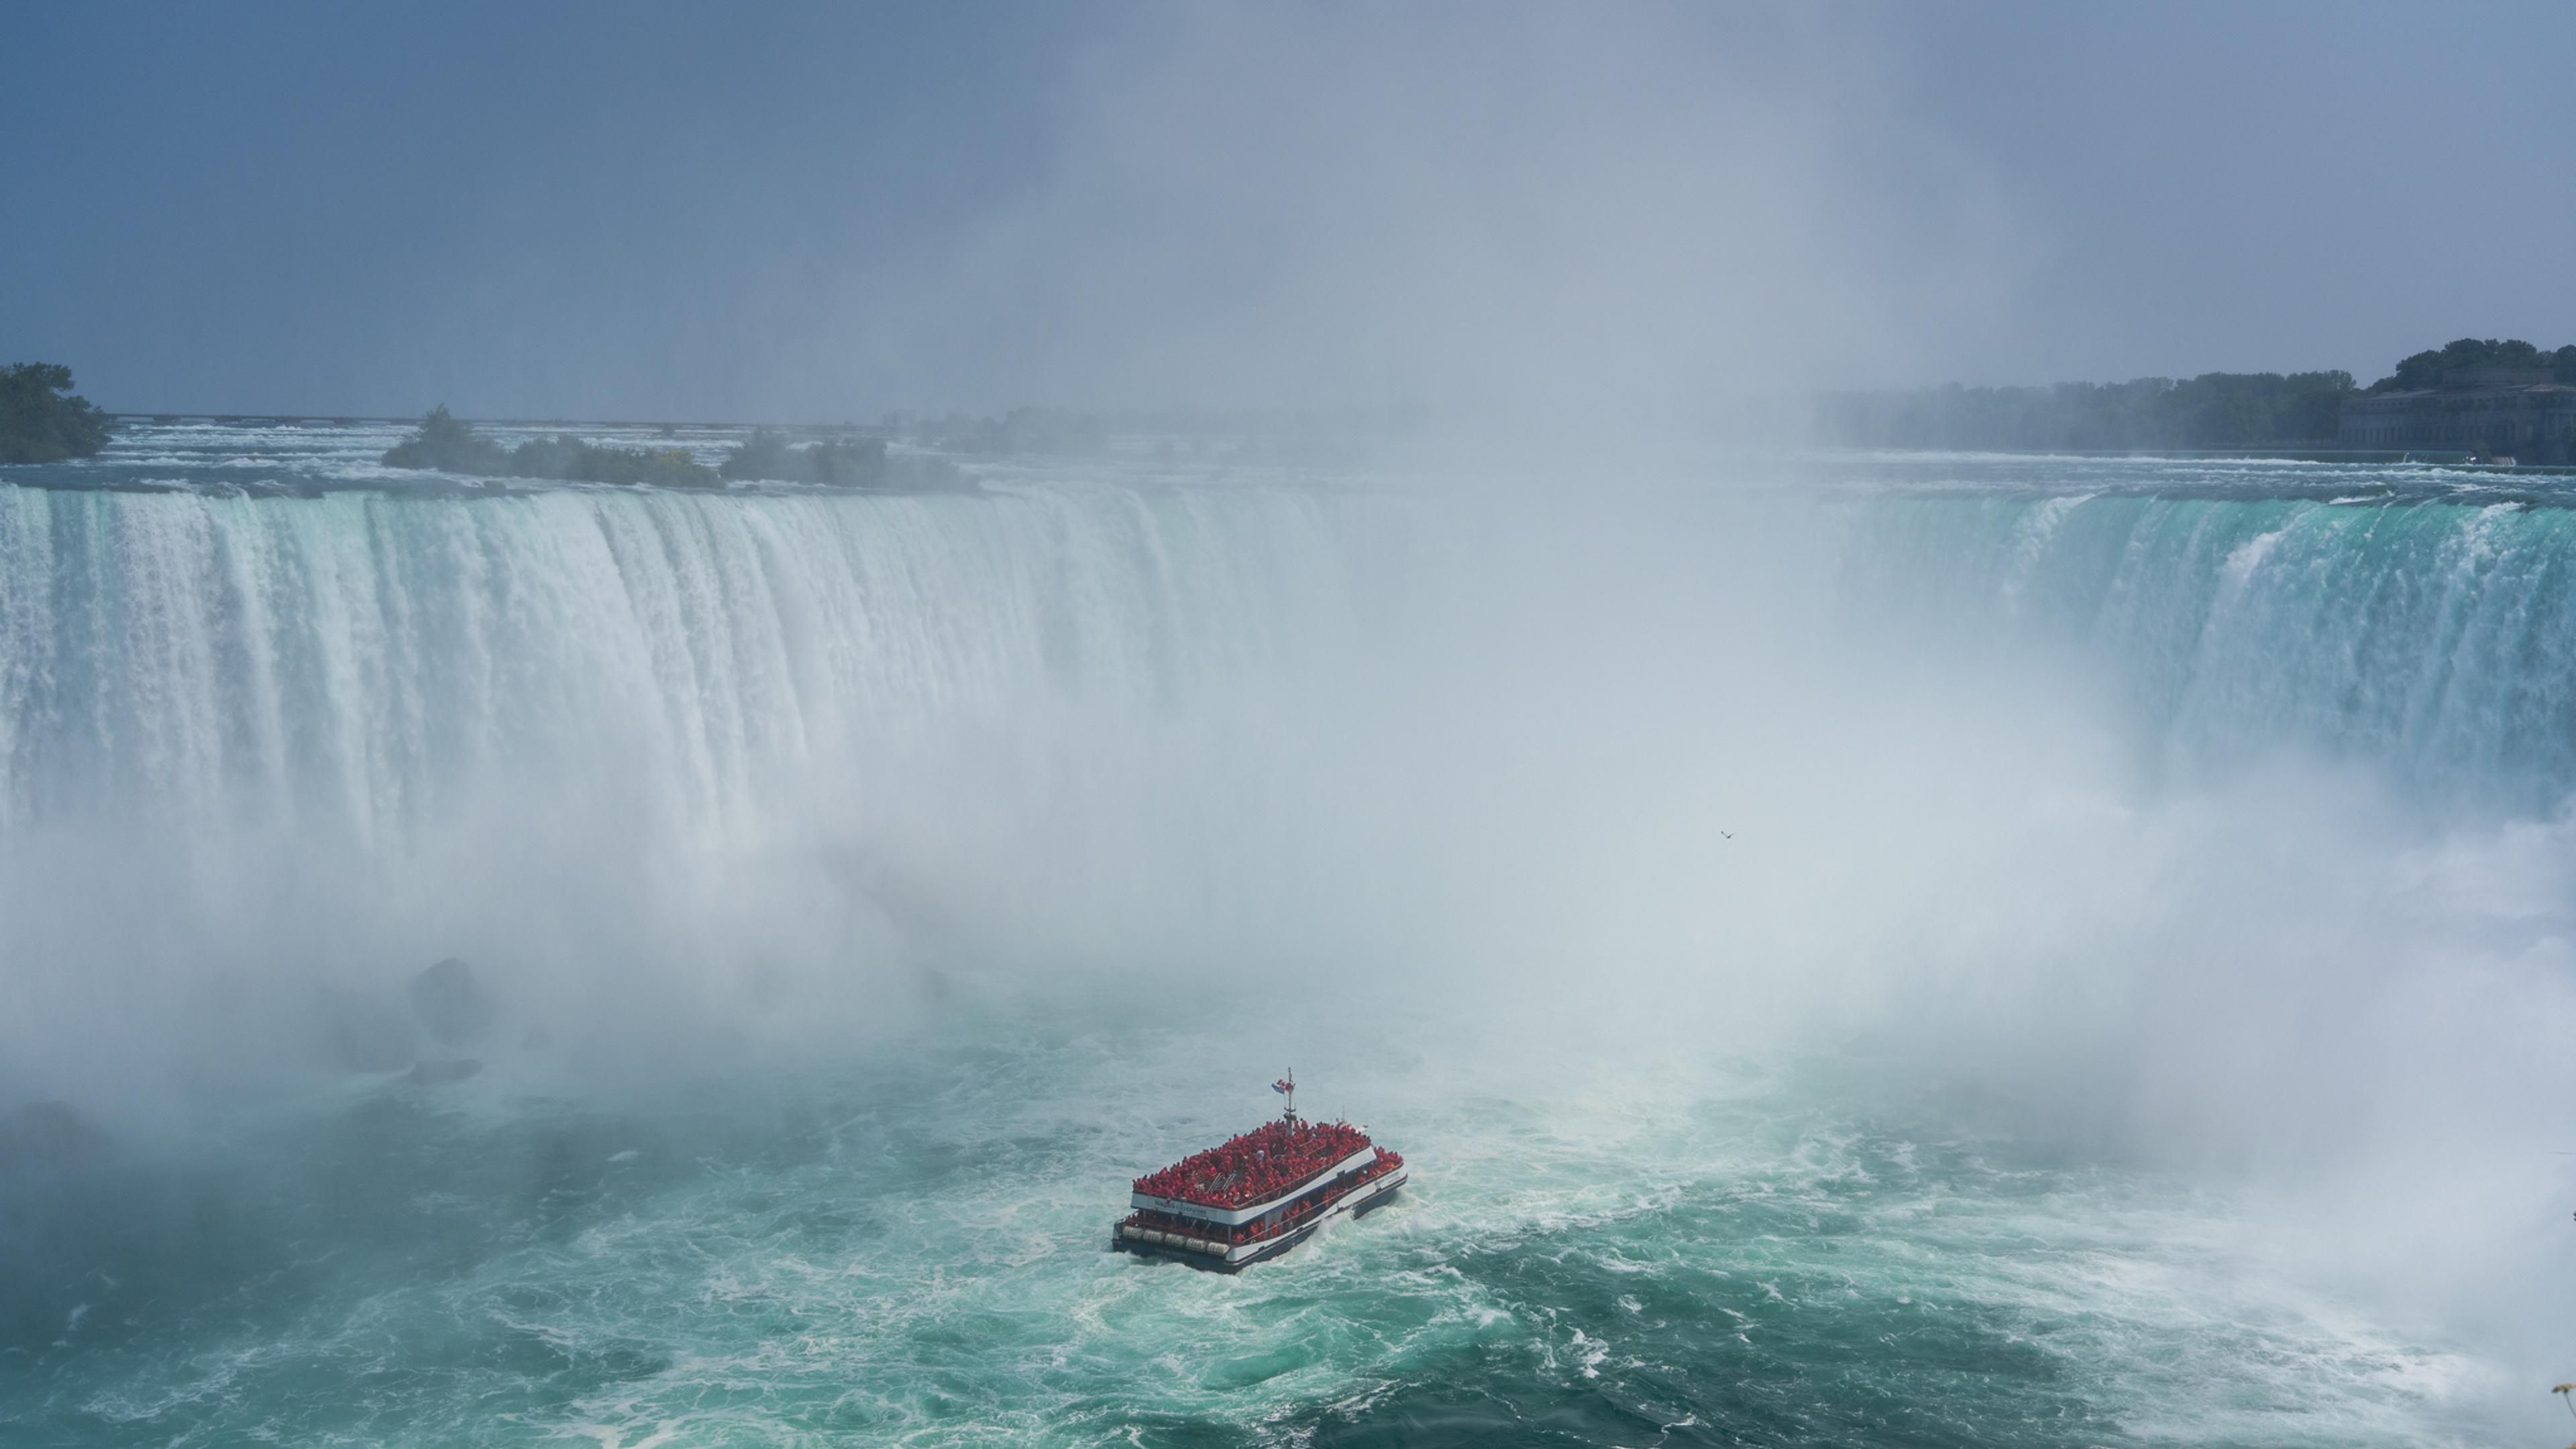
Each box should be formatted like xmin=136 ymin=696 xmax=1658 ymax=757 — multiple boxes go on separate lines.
xmin=840 ymin=4 xmax=2028 ymax=431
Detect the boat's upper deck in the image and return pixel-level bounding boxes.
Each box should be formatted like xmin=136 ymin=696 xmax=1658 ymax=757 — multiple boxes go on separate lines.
xmin=1131 ymin=1116 xmax=1373 ymax=1210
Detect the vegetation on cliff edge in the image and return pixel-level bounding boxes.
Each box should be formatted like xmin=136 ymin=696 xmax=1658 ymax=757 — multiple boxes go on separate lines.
xmin=1823 ymin=337 xmax=2576 ymax=451
xmin=0 ymin=363 xmax=115 ymax=464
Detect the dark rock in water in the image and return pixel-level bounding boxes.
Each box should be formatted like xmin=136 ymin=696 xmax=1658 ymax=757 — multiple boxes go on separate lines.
xmin=321 ymin=987 xmax=419 ymax=1072
xmin=409 ymin=957 xmax=497 ymax=1046
xmin=0 ymin=1101 xmax=111 ymax=1169
xmin=402 ymin=1059 xmax=482 ymax=1085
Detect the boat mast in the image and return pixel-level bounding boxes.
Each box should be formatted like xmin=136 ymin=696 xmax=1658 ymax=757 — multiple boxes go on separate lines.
xmin=1281 ymin=1067 xmax=1297 ymax=1122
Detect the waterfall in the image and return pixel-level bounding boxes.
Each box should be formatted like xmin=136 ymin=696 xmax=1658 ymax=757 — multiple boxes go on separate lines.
xmin=0 ymin=475 xmax=1418 ymax=1100
xmin=0 ymin=482 xmax=1383 ymax=845
xmin=1843 ymin=490 xmax=2576 ymax=810
xmin=15 ymin=452 xmax=2576 ymax=1106
xmin=19 ymin=475 xmax=2575 ymax=844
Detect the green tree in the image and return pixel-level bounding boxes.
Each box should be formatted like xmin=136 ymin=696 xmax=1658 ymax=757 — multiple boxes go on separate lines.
xmin=718 ymin=428 xmax=800 ymax=481
xmin=382 ymin=409 xmax=721 ymax=485
xmin=716 ymin=431 xmax=903 ymax=486
xmin=513 ymin=437 xmax=717 ymax=486
xmin=381 ymin=405 xmax=509 ymax=474
xmin=0 ymin=362 xmax=115 ymax=464
xmin=2371 ymin=337 xmax=2559 ymax=391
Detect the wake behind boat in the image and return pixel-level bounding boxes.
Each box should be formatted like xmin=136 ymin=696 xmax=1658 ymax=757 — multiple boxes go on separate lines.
xmin=1112 ymin=1073 xmax=1407 ymax=1271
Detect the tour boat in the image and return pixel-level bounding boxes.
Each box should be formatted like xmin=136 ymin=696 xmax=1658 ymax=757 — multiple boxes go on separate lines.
xmin=1112 ymin=1072 xmax=1407 ymax=1271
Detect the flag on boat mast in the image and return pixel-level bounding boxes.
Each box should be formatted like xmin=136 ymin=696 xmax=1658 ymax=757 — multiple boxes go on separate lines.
xmin=1273 ymin=1069 xmax=1295 ymax=1116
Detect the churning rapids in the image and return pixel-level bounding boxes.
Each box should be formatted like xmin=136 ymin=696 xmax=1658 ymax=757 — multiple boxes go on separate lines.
xmin=3 ymin=423 xmax=2573 ymax=1446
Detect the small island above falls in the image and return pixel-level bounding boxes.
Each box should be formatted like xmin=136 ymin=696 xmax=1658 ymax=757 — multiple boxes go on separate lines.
xmin=378 ymin=409 xmax=975 ymax=492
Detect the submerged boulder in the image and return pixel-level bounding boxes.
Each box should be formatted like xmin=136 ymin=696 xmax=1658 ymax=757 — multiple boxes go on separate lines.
xmin=409 ymin=957 xmax=497 ymax=1046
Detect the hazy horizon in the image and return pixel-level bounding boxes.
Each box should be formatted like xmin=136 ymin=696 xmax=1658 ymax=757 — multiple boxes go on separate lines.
xmin=10 ymin=2 xmax=2575 ymax=424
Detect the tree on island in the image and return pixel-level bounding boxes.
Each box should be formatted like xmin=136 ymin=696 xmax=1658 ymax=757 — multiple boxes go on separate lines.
xmin=378 ymin=410 xmax=980 ymax=491
xmin=380 ymin=407 xmax=720 ymax=486
xmin=380 ymin=405 xmax=509 ymax=474
xmin=0 ymin=362 xmax=115 ymax=464
xmin=720 ymin=429 xmax=892 ymax=485
xmin=717 ymin=427 xmax=973 ymax=490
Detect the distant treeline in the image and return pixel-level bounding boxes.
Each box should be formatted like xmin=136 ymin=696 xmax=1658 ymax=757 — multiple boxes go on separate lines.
xmin=381 ymin=409 xmax=971 ymax=490
xmin=1821 ymin=372 xmax=2357 ymax=452
xmin=1822 ymin=337 xmax=2576 ymax=452
xmin=1 ymin=363 xmax=114 ymax=464
xmin=2366 ymin=336 xmax=2576 ymax=392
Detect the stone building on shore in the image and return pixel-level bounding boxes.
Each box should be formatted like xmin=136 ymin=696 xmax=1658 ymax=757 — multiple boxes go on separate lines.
xmin=2338 ymin=366 xmax=2576 ymax=463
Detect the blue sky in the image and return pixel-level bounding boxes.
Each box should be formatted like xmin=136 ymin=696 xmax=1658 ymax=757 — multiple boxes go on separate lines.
xmin=7 ymin=1 xmax=2572 ymax=419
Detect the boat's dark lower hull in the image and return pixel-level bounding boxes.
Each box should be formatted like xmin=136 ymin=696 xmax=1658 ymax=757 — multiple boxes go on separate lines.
xmin=1112 ymin=1171 xmax=1405 ymax=1273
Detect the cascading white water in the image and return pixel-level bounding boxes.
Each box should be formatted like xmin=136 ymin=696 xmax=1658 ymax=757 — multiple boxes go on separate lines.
xmin=0 ymin=480 xmax=1389 ymax=843
xmin=0 ymin=468 xmax=1449 ymax=1108
xmin=17 ymin=456 xmax=2576 ymax=1103
xmin=1842 ymin=486 xmax=2576 ymax=810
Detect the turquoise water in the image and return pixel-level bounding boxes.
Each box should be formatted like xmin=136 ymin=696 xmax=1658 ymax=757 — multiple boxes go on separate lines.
xmin=0 ymin=1023 xmax=2484 ymax=1448
xmin=1 ymin=431 xmax=2565 ymax=1444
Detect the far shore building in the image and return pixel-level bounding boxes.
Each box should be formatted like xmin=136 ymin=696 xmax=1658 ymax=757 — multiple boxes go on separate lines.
xmin=2338 ymin=366 xmax=2576 ymax=463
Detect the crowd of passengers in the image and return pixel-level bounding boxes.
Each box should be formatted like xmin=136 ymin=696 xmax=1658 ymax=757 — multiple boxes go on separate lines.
xmin=1126 ymin=1150 xmax=1406 ymax=1245
xmin=1130 ymin=1118 xmax=1377 ymax=1206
